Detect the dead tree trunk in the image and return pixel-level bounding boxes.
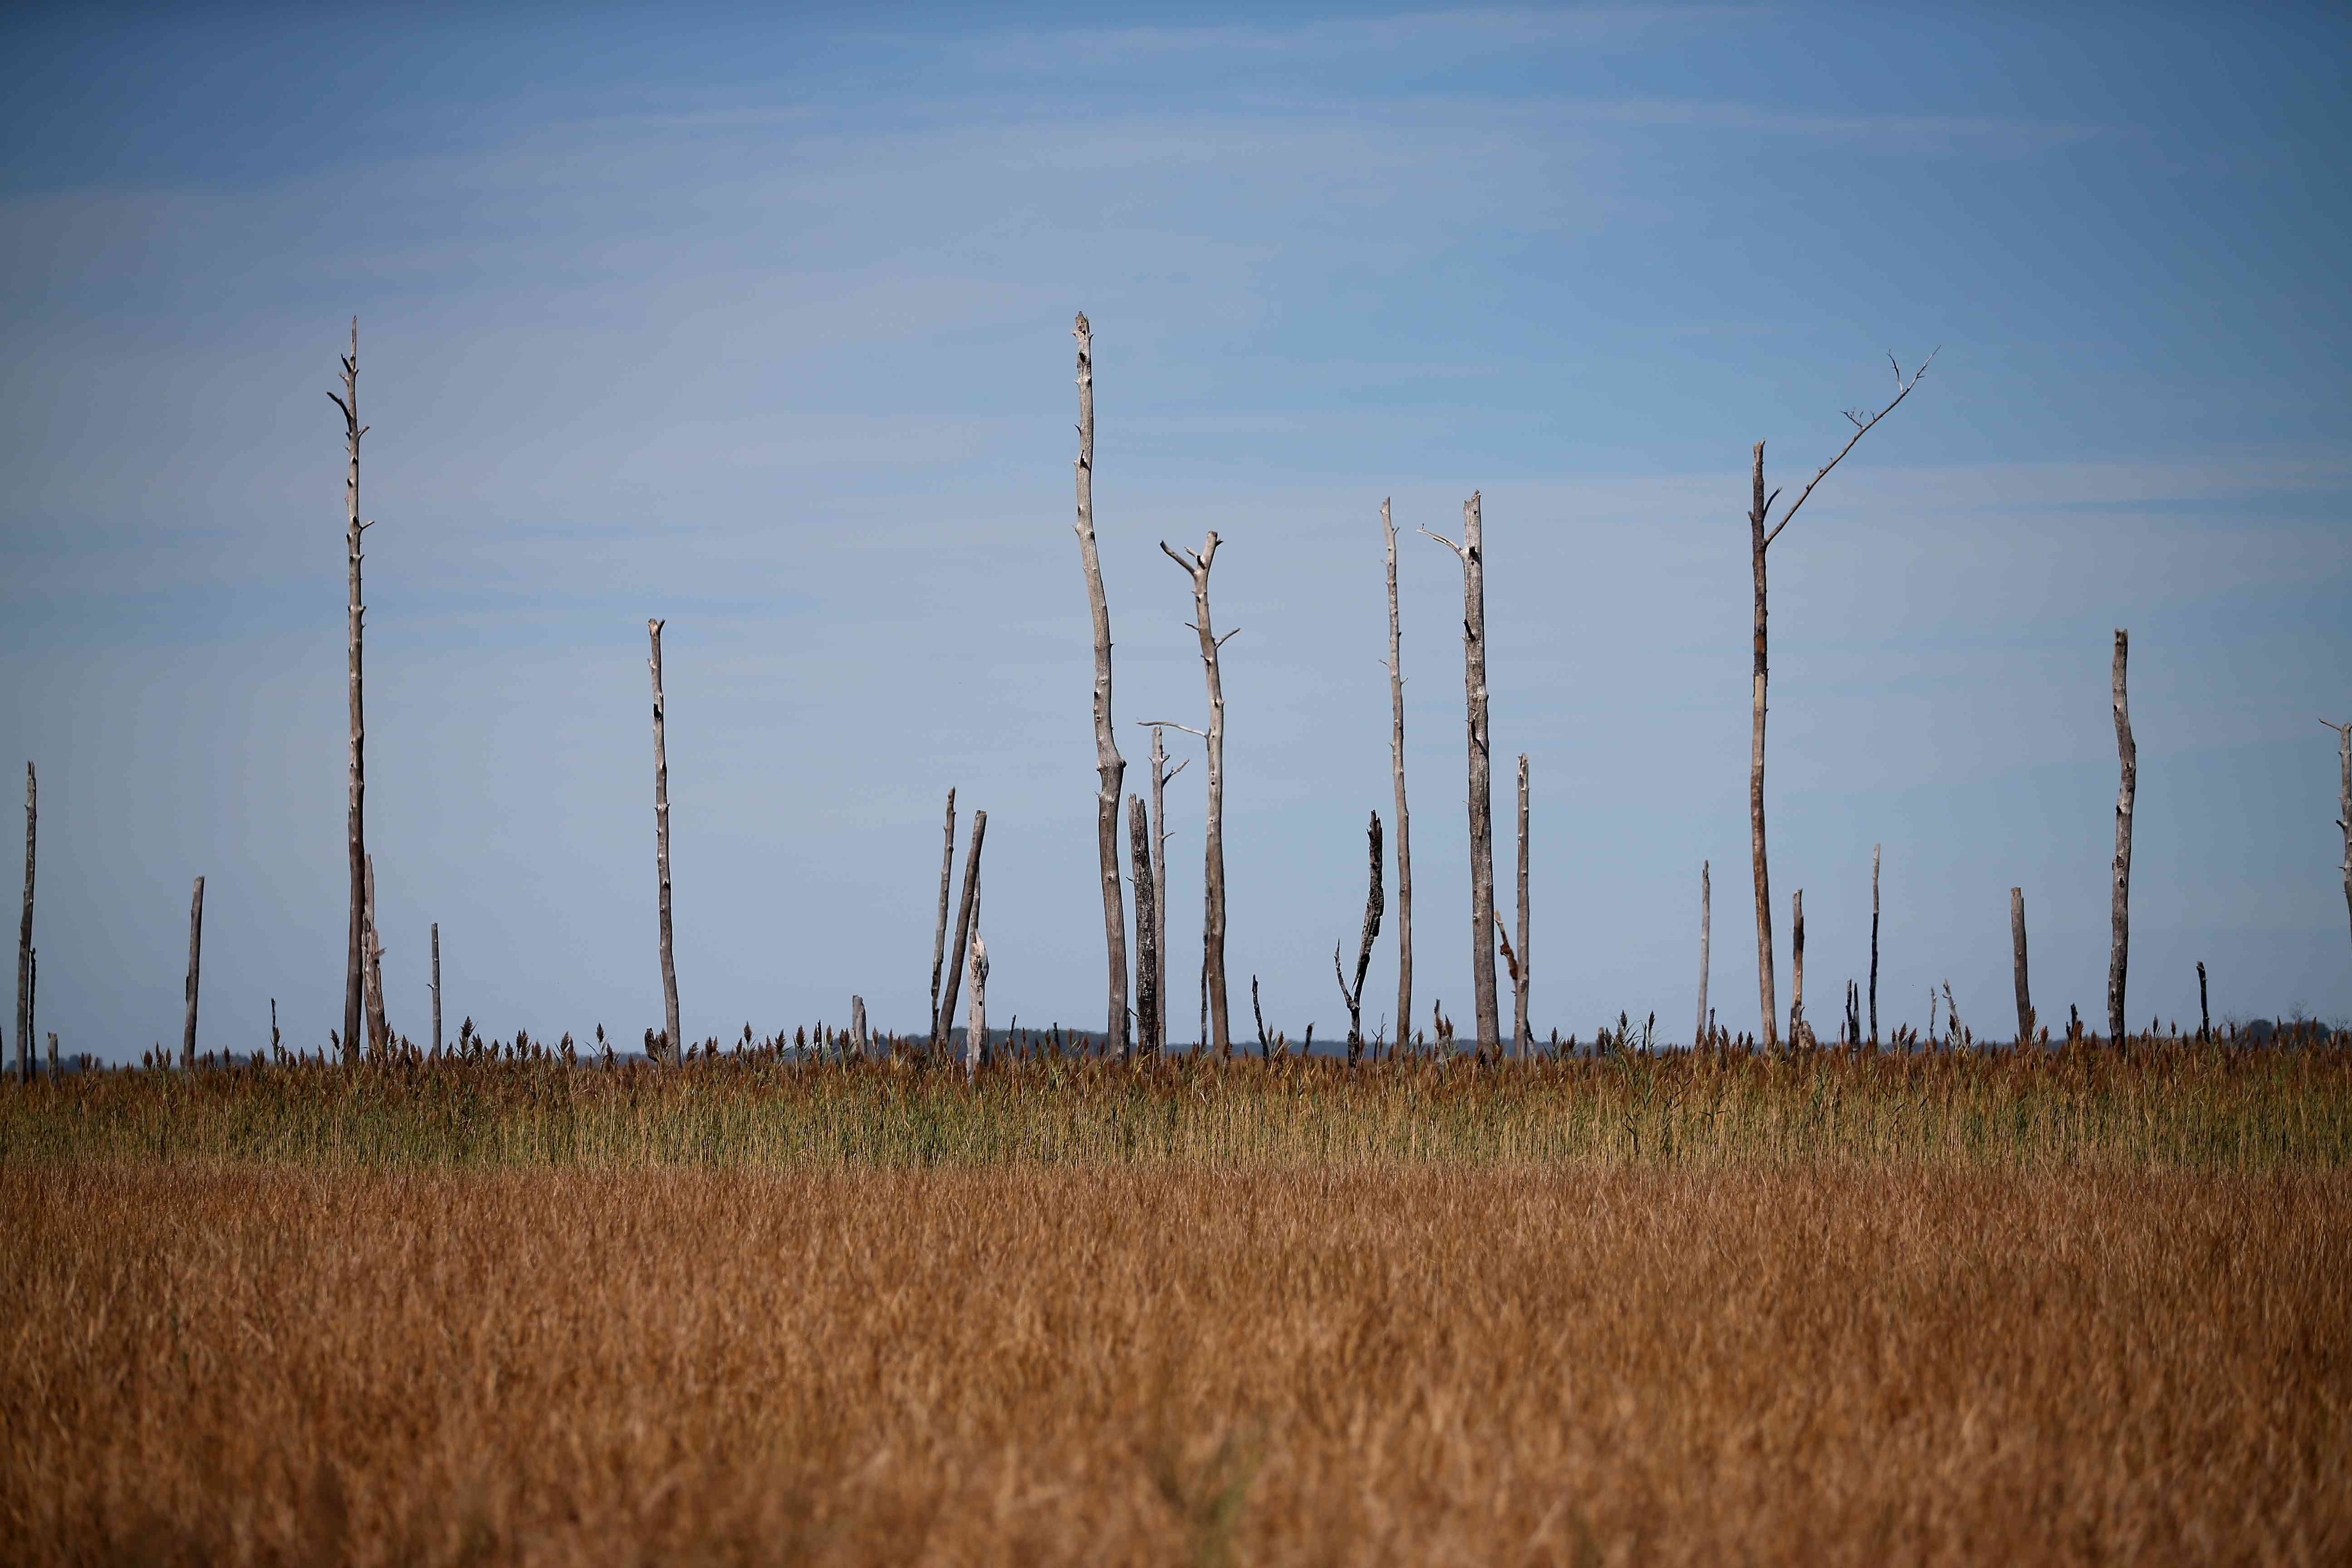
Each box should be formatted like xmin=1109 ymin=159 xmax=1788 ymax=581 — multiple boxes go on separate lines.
xmin=929 ymin=788 xmax=956 ymax=1044
xmin=182 ymin=876 xmax=204 ymax=1069
xmin=2011 ymin=887 xmax=2033 ymax=1046
xmin=15 ymin=761 xmax=32 ymax=1085
xmin=1136 ymin=725 xmax=1188 ymax=1049
xmin=1745 ymin=353 xmax=1933 ymax=1048
xmin=851 ymin=994 xmax=869 ymax=1061
xmin=2196 ymin=960 xmax=2210 ymax=1043
xmin=327 ymin=323 xmax=372 ymax=1067
xmin=1789 ymin=888 xmax=1806 ymax=1047
xmin=2108 ymin=629 xmax=2135 ymax=1044
xmin=1513 ymin=753 xmax=1530 ymax=1057
xmin=649 ymin=618 xmax=681 ymax=1065
xmin=1695 ymin=860 xmax=1710 ymax=1047
xmin=936 ymin=810 xmax=987 ymax=1057
xmin=430 ymin=921 xmax=441 ymax=1056
xmin=1158 ymin=534 xmax=1234 ymax=1055
xmin=1333 ymin=811 xmax=1384 ymax=1064
xmin=1869 ymin=843 xmax=1881 ymax=1044
xmin=1421 ymin=493 xmax=1501 ymax=1058
xmin=2325 ymin=720 xmax=2351 ymax=955
xmin=1070 ymin=314 xmax=1130 ymax=1058
xmin=363 ymin=854 xmax=388 ymax=1052
xmin=1130 ymin=794 xmax=1160 ymax=1061
xmin=1383 ymin=498 xmax=1414 ymax=1050
xmin=965 ymin=934 xmax=989 ymax=1083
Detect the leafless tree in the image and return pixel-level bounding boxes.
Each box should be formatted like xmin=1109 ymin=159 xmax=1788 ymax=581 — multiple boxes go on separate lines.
xmin=935 ymin=810 xmax=987 ymax=1058
xmin=1744 ymin=352 xmax=1934 ymax=1046
xmin=1513 ymin=753 xmax=1530 ymax=1057
xmin=1071 ymin=314 xmax=1130 ymax=1058
xmin=930 ymin=788 xmax=956 ymax=1045
xmin=851 ymin=995 xmax=869 ymax=1061
xmin=430 ymin=922 xmax=442 ymax=1056
xmin=2011 ymin=887 xmax=2033 ymax=1046
xmin=1135 ymin=724 xmax=1189 ymax=1048
xmin=1157 ymin=533 xmax=1236 ymax=1056
xmin=1789 ymin=888 xmax=1807 ymax=1048
xmin=1421 ymin=494 xmax=1501 ymax=1058
xmin=966 ymin=934 xmax=989 ymax=1084
xmin=2108 ymin=629 xmax=2135 ymax=1044
xmin=15 ymin=761 xmax=32 ymax=1085
xmin=1382 ymin=498 xmax=1414 ymax=1049
xmin=648 ymin=618 xmax=681 ymax=1064
xmin=1869 ymin=843 xmax=1881 ymax=1044
xmin=1333 ymin=811 xmax=1384 ymax=1065
xmin=1695 ymin=859 xmax=1710 ymax=1047
xmin=363 ymin=854 xmax=388 ymax=1052
xmin=2195 ymin=960 xmax=2210 ymax=1043
xmin=2324 ymin=719 xmax=2351 ymax=954
xmin=1130 ymin=794 xmax=1160 ymax=1061
xmin=182 ymin=876 xmax=204 ymax=1070
xmin=326 ymin=320 xmax=372 ymax=1066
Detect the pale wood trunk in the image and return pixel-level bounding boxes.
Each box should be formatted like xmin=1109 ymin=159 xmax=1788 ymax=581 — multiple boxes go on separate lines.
xmin=15 ymin=761 xmax=32 ymax=1085
xmin=1789 ymin=887 xmax=1805 ymax=1047
xmin=1383 ymin=498 xmax=1414 ymax=1049
xmin=2107 ymin=629 xmax=2135 ymax=1044
xmin=331 ymin=321 xmax=368 ymax=1067
xmin=182 ymin=876 xmax=204 ymax=1069
xmin=1869 ymin=843 xmax=1881 ymax=1044
xmin=430 ymin=921 xmax=441 ymax=1056
xmin=1514 ymin=753 xmax=1530 ymax=1057
xmin=1130 ymin=794 xmax=1160 ymax=1060
xmin=1159 ymin=534 xmax=1232 ymax=1055
xmin=1695 ymin=859 xmax=1710 ymax=1047
xmin=1071 ymin=314 xmax=1130 ymax=1057
xmin=851 ymin=994 xmax=869 ymax=1061
xmin=929 ymin=788 xmax=956 ymax=1044
xmin=363 ymin=854 xmax=387 ymax=1052
xmin=1142 ymin=727 xmax=1185 ymax=1048
xmin=2011 ymin=887 xmax=2033 ymax=1045
xmin=965 ymin=935 xmax=989 ymax=1083
xmin=936 ymin=811 xmax=986 ymax=1056
xmin=1748 ymin=443 xmax=1778 ymax=1049
xmin=1423 ymin=495 xmax=1501 ymax=1057
xmin=649 ymin=618 xmax=681 ymax=1064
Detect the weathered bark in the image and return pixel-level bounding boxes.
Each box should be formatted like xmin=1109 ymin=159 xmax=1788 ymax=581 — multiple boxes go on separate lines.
xmin=649 ymin=618 xmax=681 ymax=1064
xmin=936 ymin=810 xmax=987 ymax=1056
xmin=1789 ymin=887 xmax=1806 ymax=1047
xmin=430 ymin=921 xmax=442 ymax=1057
xmin=965 ymin=934 xmax=988 ymax=1084
xmin=1159 ymin=534 xmax=1234 ymax=1056
xmin=1421 ymin=494 xmax=1500 ymax=1057
xmin=15 ymin=761 xmax=32 ymax=1085
xmin=1129 ymin=794 xmax=1160 ymax=1061
xmin=1333 ymin=811 xmax=1384 ymax=1064
xmin=2108 ymin=629 xmax=2135 ymax=1044
xmin=2325 ymin=720 xmax=2352 ymax=956
xmin=1070 ymin=314 xmax=1129 ymax=1057
xmin=929 ymin=788 xmax=956 ymax=1045
xmin=1383 ymin=498 xmax=1414 ymax=1048
xmin=2195 ymin=960 xmax=2210 ymax=1043
xmin=182 ymin=876 xmax=205 ymax=1069
xmin=1137 ymin=725 xmax=1188 ymax=1049
xmin=851 ymin=994 xmax=869 ymax=1061
xmin=362 ymin=854 xmax=387 ymax=1052
xmin=1695 ymin=860 xmax=1710 ymax=1047
xmin=2011 ymin=887 xmax=2033 ymax=1046
xmin=327 ymin=321 xmax=369 ymax=1068
xmin=1744 ymin=353 xmax=1933 ymax=1049
xmin=1514 ymin=753 xmax=1530 ymax=1057
xmin=1251 ymin=974 xmax=1269 ymax=1061
xmin=1869 ymin=843 xmax=1881 ymax=1044
xmin=45 ymin=1032 xmax=57 ymax=1080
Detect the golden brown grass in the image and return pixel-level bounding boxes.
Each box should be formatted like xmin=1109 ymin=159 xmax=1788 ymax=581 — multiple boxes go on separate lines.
xmin=6 ymin=1154 xmax=2348 ymax=1564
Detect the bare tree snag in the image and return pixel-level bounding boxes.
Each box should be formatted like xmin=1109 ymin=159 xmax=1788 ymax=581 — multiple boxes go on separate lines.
xmin=362 ymin=854 xmax=387 ymax=1053
xmin=1333 ymin=811 xmax=1384 ymax=1064
xmin=1869 ymin=843 xmax=1881 ymax=1045
xmin=182 ymin=876 xmax=204 ymax=1070
xmin=15 ymin=761 xmax=31 ymax=1085
xmin=1745 ymin=352 xmax=1934 ymax=1047
xmin=1071 ymin=314 xmax=1130 ymax=1058
xmin=1136 ymin=725 xmax=1189 ymax=1050
xmin=1383 ymin=497 xmax=1414 ymax=1049
xmin=2325 ymin=719 xmax=2352 ymax=954
xmin=1421 ymin=493 xmax=1501 ymax=1058
xmin=1158 ymin=532 xmax=1235 ymax=1056
xmin=2011 ymin=887 xmax=2033 ymax=1046
xmin=649 ymin=618 xmax=681 ymax=1065
xmin=2108 ymin=629 xmax=2135 ymax=1044
xmin=1513 ymin=753 xmax=1530 ymax=1058
xmin=430 ymin=921 xmax=442 ymax=1057
xmin=1129 ymin=794 xmax=1160 ymax=1061
xmin=930 ymin=788 xmax=956 ymax=1045
xmin=1251 ymin=974 xmax=1269 ymax=1061
xmin=936 ymin=810 xmax=987 ymax=1057
xmin=327 ymin=320 xmax=370 ymax=1068
xmin=851 ymin=994 xmax=869 ymax=1061
xmin=1695 ymin=859 xmax=1710 ymax=1047
xmin=965 ymin=934 xmax=988 ymax=1083
xmin=1789 ymin=888 xmax=1806 ymax=1048
xmin=2196 ymin=960 xmax=2210 ymax=1043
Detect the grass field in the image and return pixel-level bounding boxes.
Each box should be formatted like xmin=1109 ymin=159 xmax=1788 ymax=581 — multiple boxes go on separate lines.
xmin=5 ymin=1044 xmax=2349 ymax=1563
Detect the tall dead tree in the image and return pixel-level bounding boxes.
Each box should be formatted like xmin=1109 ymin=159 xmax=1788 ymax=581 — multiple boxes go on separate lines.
xmin=965 ymin=933 xmax=989 ymax=1083
xmin=1513 ymin=753 xmax=1530 ymax=1057
xmin=326 ymin=321 xmax=371 ymax=1067
xmin=1071 ymin=314 xmax=1130 ymax=1058
xmin=1423 ymin=493 xmax=1501 ymax=1057
xmin=363 ymin=854 xmax=388 ymax=1052
xmin=1130 ymin=795 xmax=1160 ymax=1061
xmin=2011 ymin=887 xmax=2033 ymax=1046
xmin=1695 ymin=860 xmax=1710 ymax=1047
xmin=1745 ymin=352 xmax=1933 ymax=1047
xmin=935 ymin=810 xmax=987 ymax=1057
xmin=2196 ymin=961 xmax=2210 ymax=1043
xmin=1789 ymin=888 xmax=1806 ymax=1047
xmin=851 ymin=995 xmax=869 ymax=1061
xmin=648 ymin=618 xmax=681 ymax=1064
xmin=430 ymin=921 xmax=442 ymax=1056
xmin=15 ymin=761 xmax=32 ymax=1085
xmin=1159 ymin=532 xmax=1235 ymax=1056
xmin=181 ymin=877 xmax=205 ymax=1069
xmin=1382 ymin=498 xmax=1414 ymax=1049
xmin=1333 ymin=811 xmax=1384 ymax=1064
xmin=2324 ymin=720 xmax=2351 ymax=953
xmin=930 ymin=789 xmax=956 ymax=1042
xmin=2108 ymin=629 xmax=2135 ymax=1044
xmin=1869 ymin=843 xmax=1881 ymax=1044
xmin=1134 ymin=724 xmax=1188 ymax=1049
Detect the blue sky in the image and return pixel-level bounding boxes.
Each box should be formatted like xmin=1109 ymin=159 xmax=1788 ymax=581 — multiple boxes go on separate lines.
xmin=3 ymin=2 xmax=2347 ymax=1058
